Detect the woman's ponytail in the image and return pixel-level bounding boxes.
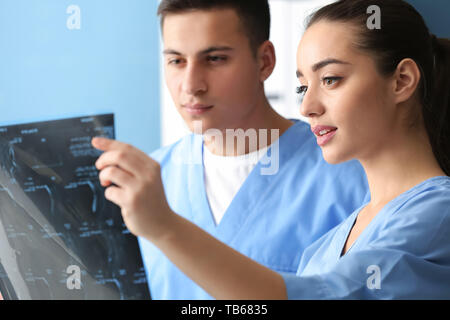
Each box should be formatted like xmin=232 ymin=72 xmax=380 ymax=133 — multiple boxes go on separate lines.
xmin=424 ymin=36 xmax=450 ymax=175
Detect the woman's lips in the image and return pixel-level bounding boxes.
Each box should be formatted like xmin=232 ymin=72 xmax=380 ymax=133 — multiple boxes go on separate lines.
xmin=311 ymin=125 xmax=338 ymax=147
xmin=183 ymin=104 xmax=214 ymax=115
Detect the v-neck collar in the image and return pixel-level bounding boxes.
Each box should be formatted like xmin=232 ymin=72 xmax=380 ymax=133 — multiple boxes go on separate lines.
xmin=338 ymin=176 xmax=450 ymax=259
xmin=187 ymin=120 xmax=311 ymax=244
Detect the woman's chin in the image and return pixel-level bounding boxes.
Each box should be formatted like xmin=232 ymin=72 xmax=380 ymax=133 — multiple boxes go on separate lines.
xmin=322 ymin=149 xmax=350 ymax=165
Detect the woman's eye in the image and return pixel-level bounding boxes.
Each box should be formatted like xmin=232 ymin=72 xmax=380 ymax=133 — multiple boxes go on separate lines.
xmin=322 ymin=77 xmax=342 ymax=87
xmin=296 ymin=86 xmax=308 ymax=95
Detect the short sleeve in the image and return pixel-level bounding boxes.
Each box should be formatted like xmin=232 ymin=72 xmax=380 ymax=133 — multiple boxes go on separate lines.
xmin=281 ymin=185 xmax=450 ymax=299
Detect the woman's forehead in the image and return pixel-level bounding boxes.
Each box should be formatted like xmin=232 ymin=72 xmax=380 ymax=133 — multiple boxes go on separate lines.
xmin=297 ymin=21 xmax=362 ymax=70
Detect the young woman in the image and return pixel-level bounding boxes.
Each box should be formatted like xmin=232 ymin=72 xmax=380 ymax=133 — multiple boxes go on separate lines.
xmin=93 ymin=0 xmax=450 ymax=299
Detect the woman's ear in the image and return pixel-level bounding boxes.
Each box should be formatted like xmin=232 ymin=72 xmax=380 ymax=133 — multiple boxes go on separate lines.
xmin=393 ymin=58 xmax=421 ymax=104
xmin=257 ymin=40 xmax=276 ymax=82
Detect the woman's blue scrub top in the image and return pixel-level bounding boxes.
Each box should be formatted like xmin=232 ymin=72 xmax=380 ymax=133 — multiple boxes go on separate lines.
xmin=282 ymin=176 xmax=450 ymax=299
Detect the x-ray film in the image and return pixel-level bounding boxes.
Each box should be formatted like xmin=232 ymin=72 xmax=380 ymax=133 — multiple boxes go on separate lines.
xmin=0 ymin=114 xmax=150 ymax=300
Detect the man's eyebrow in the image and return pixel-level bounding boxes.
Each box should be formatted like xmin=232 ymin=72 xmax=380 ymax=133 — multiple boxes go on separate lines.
xmin=163 ymin=46 xmax=234 ymax=55
xmin=296 ymin=58 xmax=351 ymax=78
xmin=200 ymin=46 xmax=234 ymax=55
xmin=163 ymin=49 xmax=181 ymax=55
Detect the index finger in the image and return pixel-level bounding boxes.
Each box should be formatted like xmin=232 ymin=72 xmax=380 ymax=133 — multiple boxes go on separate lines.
xmin=92 ymin=137 xmax=126 ymax=152
xmin=92 ymin=137 xmax=140 ymax=173
xmin=92 ymin=137 xmax=157 ymax=176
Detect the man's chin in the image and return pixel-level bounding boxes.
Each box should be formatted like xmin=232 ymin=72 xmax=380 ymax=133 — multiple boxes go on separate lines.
xmin=185 ymin=119 xmax=220 ymax=135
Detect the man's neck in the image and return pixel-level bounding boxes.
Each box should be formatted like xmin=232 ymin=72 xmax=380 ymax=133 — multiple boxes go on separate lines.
xmin=203 ymin=100 xmax=294 ymax=157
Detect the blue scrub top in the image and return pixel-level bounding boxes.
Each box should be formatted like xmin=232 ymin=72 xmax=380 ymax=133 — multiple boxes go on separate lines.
xmin=140 ymin=120 xmax=369 ymax=299
xmin=282 ymin=176 xmax=450 ymax=299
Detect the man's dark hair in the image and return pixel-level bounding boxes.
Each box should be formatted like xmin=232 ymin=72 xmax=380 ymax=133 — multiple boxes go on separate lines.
xmin=157 ymin=0 xmax=271 ymax=55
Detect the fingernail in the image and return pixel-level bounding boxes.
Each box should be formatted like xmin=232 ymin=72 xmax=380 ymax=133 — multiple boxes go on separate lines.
xmin=92 ymin=137 xmax=103 ymax=147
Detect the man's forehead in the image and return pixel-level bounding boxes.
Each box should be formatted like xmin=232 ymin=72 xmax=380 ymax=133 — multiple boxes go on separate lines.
xmin=162 ymin=8 xmax=244 ymax=43
xmin=162 ymin=18 xmax=246 ymax=55
xmin=162 ymin=7 xmax=240 ymax=24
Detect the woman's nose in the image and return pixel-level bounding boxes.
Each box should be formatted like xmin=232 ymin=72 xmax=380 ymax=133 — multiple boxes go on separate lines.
xmin=299 ymin=89 xmax=325 ymax=119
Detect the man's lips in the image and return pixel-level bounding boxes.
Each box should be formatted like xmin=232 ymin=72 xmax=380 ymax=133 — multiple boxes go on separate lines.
xmin=311 ymin=125 xmax=338 ymax=147
xmin=182 ymin=104 xmax=214 ymax=115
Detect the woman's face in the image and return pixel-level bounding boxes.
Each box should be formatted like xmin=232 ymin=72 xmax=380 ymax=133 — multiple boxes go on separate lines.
xmin=297 ymin=20 xmax=397 ymax=164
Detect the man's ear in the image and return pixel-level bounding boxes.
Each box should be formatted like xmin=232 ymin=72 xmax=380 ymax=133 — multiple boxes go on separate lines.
xmin=393 ymin=58 xmax=422 ymax=104
xmin=257 ymin=40 xmax=276 ymax=82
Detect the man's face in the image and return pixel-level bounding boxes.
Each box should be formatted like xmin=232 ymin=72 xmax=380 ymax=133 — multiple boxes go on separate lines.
xmin=162 ymin=8 xmax=265 ymax=133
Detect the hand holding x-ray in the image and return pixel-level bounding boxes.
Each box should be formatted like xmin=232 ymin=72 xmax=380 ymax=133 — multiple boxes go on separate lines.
xmin=92 ymin=137 xmax=175 ymax=243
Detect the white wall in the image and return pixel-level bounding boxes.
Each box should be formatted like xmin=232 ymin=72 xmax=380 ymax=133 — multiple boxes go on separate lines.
xmin=265 ymin=0 xmax=335 ymax=121
xmin=160 ymin=0 xmax=335 ymax=147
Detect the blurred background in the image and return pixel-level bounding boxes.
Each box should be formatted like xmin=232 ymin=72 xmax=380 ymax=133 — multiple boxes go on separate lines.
xmin=0 ymin=0 xmax=161 ymax=153
xmin=0 ymin=0 xmax=448 ymax=152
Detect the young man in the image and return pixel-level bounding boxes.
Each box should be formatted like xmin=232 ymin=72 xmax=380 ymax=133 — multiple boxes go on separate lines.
xmin=93 ymin=0 xmax=369 ymax=299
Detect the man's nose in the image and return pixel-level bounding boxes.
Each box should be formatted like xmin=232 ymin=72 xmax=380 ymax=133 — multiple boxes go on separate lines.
xmin=181 ymin=63 xmax=207 ymax=95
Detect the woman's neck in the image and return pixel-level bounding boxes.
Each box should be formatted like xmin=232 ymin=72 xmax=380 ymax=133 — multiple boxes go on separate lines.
xmin=360 ymin=126 xmax=445 ymax=209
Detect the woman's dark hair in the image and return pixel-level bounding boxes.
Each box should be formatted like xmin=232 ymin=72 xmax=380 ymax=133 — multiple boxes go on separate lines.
xmin=157 ymin=0 xmax=271 ymax=56
xmin=307 ymin=0 xmax=450 ymax=175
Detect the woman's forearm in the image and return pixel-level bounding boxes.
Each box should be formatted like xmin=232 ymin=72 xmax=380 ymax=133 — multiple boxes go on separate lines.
xmin=92 ymin=138 xmax=287 ymax=299
xmin=152 ymin=211 xmax=288 ymax=300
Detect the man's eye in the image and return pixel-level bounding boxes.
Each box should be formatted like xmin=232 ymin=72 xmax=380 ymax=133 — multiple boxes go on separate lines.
xmin=168 ymin=59 xmax=182 ymax=65
xmin=296 ymin=86 xmax=308 ymax=95
xmin=207 ymin=56 xmax=226 ymax=62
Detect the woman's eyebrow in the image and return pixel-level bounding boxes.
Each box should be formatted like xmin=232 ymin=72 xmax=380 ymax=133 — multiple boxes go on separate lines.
xmin=296 ymin=58 xmax=351 ymax=78
xmin=312 ymin=58 xmax=351 ymax=72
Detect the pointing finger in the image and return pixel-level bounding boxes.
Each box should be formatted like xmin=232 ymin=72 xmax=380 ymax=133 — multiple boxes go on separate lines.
xmin=99 ymin=165 xmax=134 ymax=188
xmin=91 ymin=137 xmax=123 ymax=151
